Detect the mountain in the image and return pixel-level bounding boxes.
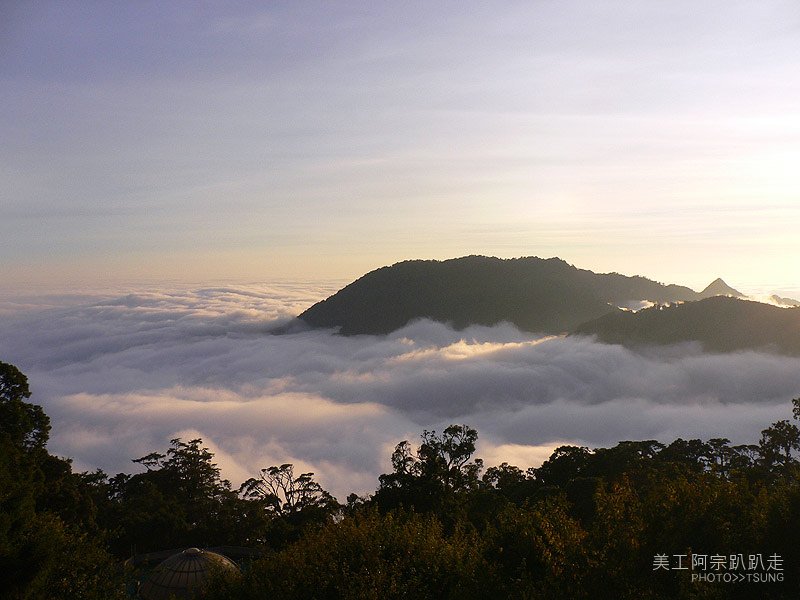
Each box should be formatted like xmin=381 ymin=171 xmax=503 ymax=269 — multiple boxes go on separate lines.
xmin=770 ymin=294 xmax=800 ymax=308
xmin=298 ymin=256 xmax=704 ymax=335
xmin=699 ymin=278 xmax=744 ymax=299
xmin=572 ymin=296 xmax=800 ymax=355
xmin=295 ymin=256 xmax=800 ymax=355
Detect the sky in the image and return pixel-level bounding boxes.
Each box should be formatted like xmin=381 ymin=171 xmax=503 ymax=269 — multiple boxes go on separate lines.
xmin=2 ymin=284 xmax=799 ymax=500
xmin=2 ymin=2 xmax=800 ymax=502
xmin=2 ymin=1 xmax=800 ymax=294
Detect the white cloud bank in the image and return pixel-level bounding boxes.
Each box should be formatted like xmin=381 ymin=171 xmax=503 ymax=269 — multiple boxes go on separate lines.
xmin=1 ymin=283 xmax=799 ymax=499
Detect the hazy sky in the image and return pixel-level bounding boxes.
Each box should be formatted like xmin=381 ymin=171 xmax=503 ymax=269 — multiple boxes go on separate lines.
xmin=3 ymin=1 xmax=799 ymax=292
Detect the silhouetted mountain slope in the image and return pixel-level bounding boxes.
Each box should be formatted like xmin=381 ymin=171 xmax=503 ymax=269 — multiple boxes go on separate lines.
xmin=770 ymin=294 xmax=800 ymax=308
xmin=298 ymin=256 xmax=704 ymax=335
xmin=699 ymin=278 xmax=744 ymax=298
xmin=573 ymin=296 xmax=800 ymax=355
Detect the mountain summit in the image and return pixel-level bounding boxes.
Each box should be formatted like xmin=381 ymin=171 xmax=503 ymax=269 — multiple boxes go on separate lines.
xmin=574 ymin=296 xmax=800 ymax=355
xmin=298 ymin=256 xmax=699 ymax=335
xmin=294 ymin=256 xmax=800 ymax=355
xmin=699 ymin=278 xmax=744 ymax=299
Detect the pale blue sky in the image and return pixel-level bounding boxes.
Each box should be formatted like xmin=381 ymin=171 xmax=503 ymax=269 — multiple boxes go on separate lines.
xmin=2 ymin=1 xmax=799 ymax=293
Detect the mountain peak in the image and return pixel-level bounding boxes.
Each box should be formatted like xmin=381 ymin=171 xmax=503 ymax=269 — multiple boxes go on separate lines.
xmin=298 ymin=255 xmax=699 ymax=335
xmin=700 ymin=278 xmax=743 ymax=299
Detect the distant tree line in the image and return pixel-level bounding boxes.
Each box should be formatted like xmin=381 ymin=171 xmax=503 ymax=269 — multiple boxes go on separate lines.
xmin=2 ymin=359 xmax=800 ymax=598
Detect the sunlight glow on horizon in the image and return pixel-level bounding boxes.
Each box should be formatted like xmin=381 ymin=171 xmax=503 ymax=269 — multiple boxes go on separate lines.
xmin=2 ymin=2 xmax=798 ymax=295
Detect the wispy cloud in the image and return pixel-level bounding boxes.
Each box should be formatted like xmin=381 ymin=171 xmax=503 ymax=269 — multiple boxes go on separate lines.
xmin=3 ymin=3 xmax=800 ymax=287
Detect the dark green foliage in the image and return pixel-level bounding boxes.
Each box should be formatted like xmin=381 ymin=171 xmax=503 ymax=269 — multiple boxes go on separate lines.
xmin=240 ymin=463 xmax=338 ymax=517
xmin=103 ymin=438 xmax=254 ymax=554
xmin=4 ymin=360 xmax=800 ymax=598
xmin=0 ymin=362 xmax=125 ymax=599
xmin=374 ymin=425 xmax=483 ymax=514
xmin=239 ymin=463 xmax=341 ymax=549
xmin=297 ymin=257 xmax=799 ymax=356
xmin=205 ymin=510 xmax=487 ymax=600
xmin=574 ymin=296 xmax=800 ymax=355
xmin=759 ymin=420 xmax=800 ymax=476
xmin=298 ymin=257 xmax=800 ymax=356
xmin=1 ymin=514 xmax=126 ymax=600
xmin=482 ymin=496 xmax=590 ymax=598
xmin=0 ymin=361 xmax=49 ymax=452
xmin=298 ymin=256 xmax=701 ymax=335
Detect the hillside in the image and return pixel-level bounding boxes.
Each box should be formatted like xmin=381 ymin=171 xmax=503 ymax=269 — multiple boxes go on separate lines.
xmin=699 ymin=277 xmax=744 ymax=298
xmin=573 ymin=296 xmax=800 ymax=355
xmin=298 ymin=256 xmax=704 ymax=335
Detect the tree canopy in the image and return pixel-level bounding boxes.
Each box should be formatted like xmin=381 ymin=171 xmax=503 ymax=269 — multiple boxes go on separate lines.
xmin=2 ymin=360 xmax=800 ymax=599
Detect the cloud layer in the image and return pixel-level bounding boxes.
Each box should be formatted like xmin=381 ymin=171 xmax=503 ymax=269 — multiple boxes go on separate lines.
xmin=1 ymin=283 xmax=799 ymax=499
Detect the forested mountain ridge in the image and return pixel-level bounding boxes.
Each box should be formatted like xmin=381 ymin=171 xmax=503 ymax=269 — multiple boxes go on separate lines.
xmin=298 ymin=255 xmax=708 ymax=335
xmin=296 ymin=256 xmax=800 ymax=356
xmin=699 ymin=277 xmax=744 ymax=298
xmin=573 ymin=296 xmax=800 ymax=355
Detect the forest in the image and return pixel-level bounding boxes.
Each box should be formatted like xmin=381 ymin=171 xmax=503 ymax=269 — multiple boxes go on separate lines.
xmin=2 ymin=359 xmax=799 ymax=599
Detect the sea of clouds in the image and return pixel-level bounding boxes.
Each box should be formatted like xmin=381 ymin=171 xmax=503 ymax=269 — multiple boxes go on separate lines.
xmin=1 ymin=282 xmax=799 ymax=500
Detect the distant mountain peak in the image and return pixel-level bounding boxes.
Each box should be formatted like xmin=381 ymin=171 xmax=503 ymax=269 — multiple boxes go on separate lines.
xmin=573 ymin=295 xmax=800 ymax=355
xmin=770 ymin=294 xmax=800 ymax=308
xmin=297 ymin=255 xmax=700 ymax=335
xmin=700 ymin=278 xmax=743 ymax=299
